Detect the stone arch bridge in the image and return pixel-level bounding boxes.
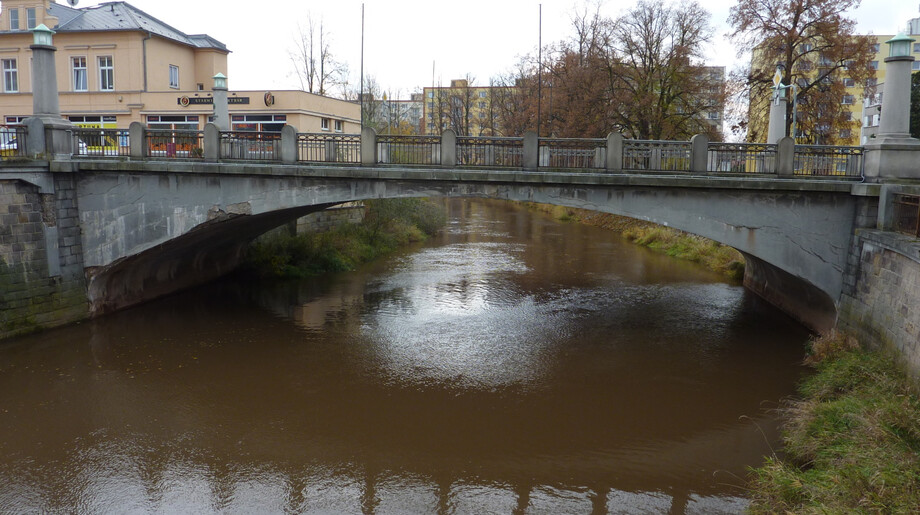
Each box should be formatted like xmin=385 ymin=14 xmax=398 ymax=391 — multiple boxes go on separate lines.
xmin=8 ymin=157 xmax=873 ymax=333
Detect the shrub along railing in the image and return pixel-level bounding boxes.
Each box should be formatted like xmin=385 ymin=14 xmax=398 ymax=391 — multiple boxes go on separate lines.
xmin=23 ymin=121 xmax=863 ymax=179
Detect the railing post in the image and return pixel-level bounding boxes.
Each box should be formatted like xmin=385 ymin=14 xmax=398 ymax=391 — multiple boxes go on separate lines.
xmin=23 ymin=117 xmax=45 ymax=158
xmin=523 ymin=131 xmax=538 ymax=171
xmin=129 ymin=121 xmax=145 ymax=158
xmin=204 ymin=123 xmax=220 ymax=162
xmin=281 ymin=124 xmax=297 ymax=164
xmin=689 ymin=134 xmax=709 ymax=173
xmin=606 ymin=132 xmax=623 ymax=172
xmin=361 ymin=126 xmax=377 ymax=165
xmin=776 ymin=136 xmax=795 ymax=177
xmin=441 ymin=128 xmax=457 ymax=167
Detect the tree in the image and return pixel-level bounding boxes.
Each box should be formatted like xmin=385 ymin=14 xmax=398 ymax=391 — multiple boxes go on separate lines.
xmin=498 ymin=0 xmax=725 ymax=140
xmin=911 ymin=72 xmax=920 ymax=139
xmin=289 ymin=13 xmax=348 ymax=96
xmin=728 ymin=0 xmax=876 ymax=144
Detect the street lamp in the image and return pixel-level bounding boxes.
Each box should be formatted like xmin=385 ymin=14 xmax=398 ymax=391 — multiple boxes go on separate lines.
xmin=886 ymin=33 xmax=915 ymax=59
xmin=31 ymin=23 xmax=55 ymax=47
xmin=212 ymin=72 xmax=227 ymax=90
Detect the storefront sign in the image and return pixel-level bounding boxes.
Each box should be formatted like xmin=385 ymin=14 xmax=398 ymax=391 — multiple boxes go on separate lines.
xmin=178 ymin=96 xmax=250 ymax=106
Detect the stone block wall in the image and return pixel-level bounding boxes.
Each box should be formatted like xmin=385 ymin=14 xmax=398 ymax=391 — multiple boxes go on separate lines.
xmin=838 ymin=230 xmax=920 ymax=374
xmin=0 ymin=178 xmax=87 ymax=339
xmin=296 ymin=204 xmax=365 ymax=234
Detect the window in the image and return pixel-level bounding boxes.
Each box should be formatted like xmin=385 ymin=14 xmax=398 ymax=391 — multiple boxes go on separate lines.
xmin=870 ymin=61 xmax=879 ymax=70
xmin=707 ymin=111 xmax=720 ymax=120
xmin=427 ymin=91 xmax=434 ymax=98
xmin=2 ymin=59 xmax=18 ymax=93
xmin=428 ymin=101 xmax=434 ymax=109
xmin=98 ymin=56 xmax=114 ymax=91
xmin=321 ymin=118 xmax=330 ymax=131
xmin=334 ymin=120 xmax=343 ymax=132
xmin=168 ymin=64 xmax=179 ymax=89
xmin=870 ymin=43 xmax=880 ymax=53
xmin=146 ymin=115 xmax=199 ymax=131
xmin=230 ymin=114 xmax=286 ymax=132
xmin=913 ymin=61 xmax=920 ymax=71
xmin=479 ymin=91 xmax=486 ymax=98
xmin=9 ymin=9 xmax=18 ymax=30
xmin=197 ymin=83 xmax=204 ymax=91
xmin=839 ymin=129 xmax=851 ymax=139
xmin=841 ymin=94 xmax=855 ymax=105
xmin=478 ymin=101 xmax=486 ymax=109
xmin=25 ymin=8 xmax=35 ymax=29
xmin=72 ymin=57 xmax=87 ymax=92
xmin=843 ymin=78 xmax=855 ymax=88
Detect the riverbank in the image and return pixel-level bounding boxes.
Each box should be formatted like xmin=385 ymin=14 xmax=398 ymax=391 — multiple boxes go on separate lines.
xmin=521 ymin=203 xmax=745 ymax=280
xmin=748 ymin=332 xmax=920 ymax=512
xmin=243 ymin=198 xmax=446 ymax=278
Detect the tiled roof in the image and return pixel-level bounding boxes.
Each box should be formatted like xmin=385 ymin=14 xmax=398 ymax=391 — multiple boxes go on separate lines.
xmin=46 ymin=1 xmax=227 ymax=51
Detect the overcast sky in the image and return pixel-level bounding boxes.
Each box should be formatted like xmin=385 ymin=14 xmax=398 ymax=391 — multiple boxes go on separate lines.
xmin=73 ymin=0 xmax=920 ymax=97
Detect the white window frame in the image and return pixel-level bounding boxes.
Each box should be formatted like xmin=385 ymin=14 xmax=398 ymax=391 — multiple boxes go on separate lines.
xmin=72 ymin=56 xmax=88 ymax=92
xmin=168 ymin=64 xmax=179 ymax=89
xmin=334 ymin=120 xmax=343 ymax=132
xmin=9 ymin=9 xmax=19 ymax=30
xmin=321 ymin=118 xmax=330 ymax=131
xmin=2 ymin=59 xmax=18 ymax=93
xmin=98 ymin=56 xmax=114 ymax=92
xmin=25 ymin=8 xmax=36 ymax=29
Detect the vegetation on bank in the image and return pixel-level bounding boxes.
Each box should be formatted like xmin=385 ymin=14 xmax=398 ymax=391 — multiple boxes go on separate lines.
xmin=523 ymin=203 xmax=745 ymax=280
xmin=243 ymin=198 xmax=446 ymax=278
xmin=748 ymin=332 xmax=920 ymax=513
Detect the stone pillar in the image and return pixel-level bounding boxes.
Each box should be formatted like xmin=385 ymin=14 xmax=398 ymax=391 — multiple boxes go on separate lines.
xmin=606 ymin=132 xmax=623 ymax=172
xmin=203 ymin=123 xmax=220 ymax=161
xmin=361 ymin=126 xmax=377 ymax=166
xmin=523 ymin=131 xmax=538 ymax=171
xmin=29 ymin=25 xmax=73 ymax=157
xmin=767 ymin=95 xmax=788 ymax=144
xmin=129 ymin=122 xmax=145 ymax=158
xmin=212 ymin=80 xmax=230 ymax=131
xmin=281 ymin=124 xmax=297 ymax=164
xmin=689 ymin=134 xmax=708 ymax=173
xmin=441 ymin=129 xmax=456 ymax=167
xmin=864 ymin=48 xmax=920 ymax=180
xmin=776 ymin=136 xmax=795 ymax=177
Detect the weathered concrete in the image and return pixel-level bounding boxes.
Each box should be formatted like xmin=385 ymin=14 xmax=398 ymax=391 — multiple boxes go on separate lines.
xmin=59 ymin=159 xmax=863 ymax=331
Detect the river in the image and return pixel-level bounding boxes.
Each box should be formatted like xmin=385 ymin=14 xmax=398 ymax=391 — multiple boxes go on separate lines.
xmin=0 ymin=199 xmax=810 ymax=514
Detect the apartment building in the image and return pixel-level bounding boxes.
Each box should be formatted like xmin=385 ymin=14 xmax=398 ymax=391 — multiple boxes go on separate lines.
xmin=0 ymin=0 xmax=358 ymax=133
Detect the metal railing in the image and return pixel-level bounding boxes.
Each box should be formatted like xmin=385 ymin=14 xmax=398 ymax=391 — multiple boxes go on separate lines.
xmin=893 ymin=194 xmax=920 ymax=237
xmin=457 ymin=136 xmax=523 ymax=167
xmin=623 ymin=140 xmax=692 ymax=172
xmin=0 ymin=124 xmax=27 ymax=159
xmin=297 ymin=133 xmax=360 ymax=163
xmin=219 ymin=131 xmax=280 ymax=161
xmin=538 ymin=138 xmax=606 ymax=169
xmin=794 ymin=145 xmax=864 ymax=177
xmin=377 ymin=134 xmax=440 ymax=165
xmin=147 ymin=129 xmax=204 ymax=159
xmin=73 ymin=128 xmax=131 ymax=157
xmin=707 ymin=142 xmax=777 ymax=174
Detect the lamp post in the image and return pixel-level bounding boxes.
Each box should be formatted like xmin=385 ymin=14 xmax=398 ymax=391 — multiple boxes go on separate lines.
xmin=212 ymin=72 xmax=230 ymax=131
xmin=27 ymin=23 xmax=73 ymax=157
xmin=876 ymin=33 xmax=916 ymax=140
xmin=864 ymin=32 xmax=920 ymax=180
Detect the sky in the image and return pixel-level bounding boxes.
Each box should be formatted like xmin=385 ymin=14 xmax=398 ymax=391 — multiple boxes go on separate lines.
xmin=70 ymin=0 xmax=920 ymax=97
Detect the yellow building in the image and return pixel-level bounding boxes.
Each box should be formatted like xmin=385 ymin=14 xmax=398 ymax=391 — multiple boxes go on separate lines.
xmin=422 ymin=79 xmax=512 ymax=136
xmin=749 ymin=35 xmax=897 ymax=145
xmin=0 ymin=0 xmax=358 ymax=133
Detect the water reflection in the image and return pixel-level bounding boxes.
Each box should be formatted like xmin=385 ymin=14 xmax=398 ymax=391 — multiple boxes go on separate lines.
xmin=0 ymin=199 xmax=809 ymax=513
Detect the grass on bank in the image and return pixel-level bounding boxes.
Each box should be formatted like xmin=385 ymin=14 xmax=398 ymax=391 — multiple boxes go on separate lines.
xmin=748 ymin=332 xmax=920 ymax=513
xmin=244 ymin=198 xmax=446 ymax=278
xmin=523 ymin=203 xmax=745 ymax=280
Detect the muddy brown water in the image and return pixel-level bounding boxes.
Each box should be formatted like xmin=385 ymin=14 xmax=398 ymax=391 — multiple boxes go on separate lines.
xmin=0 ymin=199 xmax=809 ymax=514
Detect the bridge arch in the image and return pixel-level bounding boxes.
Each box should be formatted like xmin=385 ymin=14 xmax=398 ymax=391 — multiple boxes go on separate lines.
xmin=74 ymin=164 xmax=861 ymax=331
